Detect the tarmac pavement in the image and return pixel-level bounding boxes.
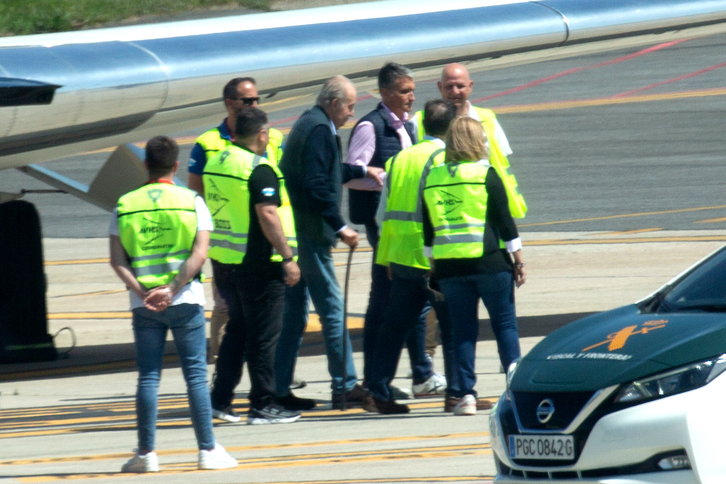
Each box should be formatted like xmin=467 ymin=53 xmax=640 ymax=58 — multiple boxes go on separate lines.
xmin=1 ymin=231 xmax=725 ymax=483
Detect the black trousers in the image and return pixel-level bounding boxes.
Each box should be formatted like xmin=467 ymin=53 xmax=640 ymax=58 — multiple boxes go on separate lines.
xmin=210 ymin=261 xmax=285 ymax=410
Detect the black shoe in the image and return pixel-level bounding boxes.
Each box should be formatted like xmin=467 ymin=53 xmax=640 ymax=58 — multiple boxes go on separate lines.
xmin=363 ymin=394 xmax=410 ymax=414
xmin=247 ymin=403 xmax=301 ymax=425
xmin=212 ymin=405 xmax=241 ymax=423
xmin=276 ymin=392 xmax=317 ymax=411
xmin=331 ymin=383 xmax=367 ymax=409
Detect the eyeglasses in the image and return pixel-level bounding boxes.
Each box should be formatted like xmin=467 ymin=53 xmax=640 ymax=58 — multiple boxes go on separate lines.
xmin=231 ymin=96 xmax=260 ymax=106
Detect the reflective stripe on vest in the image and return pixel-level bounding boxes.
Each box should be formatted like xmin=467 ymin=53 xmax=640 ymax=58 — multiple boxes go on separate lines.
xmin=414 ymin=107 xmax=527 ymax=219
xmin=203 ymin=145 xmax=296 ymax=264
xmin=266 ymin=127 xmax=284 ymax=166
xmin=471 ymin=107 xmax=527 ymax=219
xmin=376 ymin=141 xmax=445 ymax=269
xmin=424 ymin=160 xmax=491 ymax=260
xmin=116 ymin=184 xmax=198 ymax=289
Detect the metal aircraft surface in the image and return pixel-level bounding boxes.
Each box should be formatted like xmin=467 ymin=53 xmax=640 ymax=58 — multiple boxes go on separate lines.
xmin=1 ymin=0 xmax=726 ymax=209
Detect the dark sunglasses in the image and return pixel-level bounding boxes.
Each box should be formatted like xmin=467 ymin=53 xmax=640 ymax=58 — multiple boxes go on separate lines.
xmin=232 ymin=96 xmax=260 ymax=105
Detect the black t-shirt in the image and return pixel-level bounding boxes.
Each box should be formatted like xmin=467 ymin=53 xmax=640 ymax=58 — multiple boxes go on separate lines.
xmin=240 ymin=162 xmax=283 ymax=277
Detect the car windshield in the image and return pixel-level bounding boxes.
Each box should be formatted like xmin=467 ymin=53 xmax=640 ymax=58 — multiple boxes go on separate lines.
xmin=657 ymin=248 xmax=726 ymax=312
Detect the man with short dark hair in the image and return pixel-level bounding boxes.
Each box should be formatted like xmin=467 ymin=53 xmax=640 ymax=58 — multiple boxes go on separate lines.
xmin=275 ymin=76 xmax=383 ymax=410
xmin=345 ymin=62 xmax=444 ymax=399
xmin=111 ymin=136 xmax=237 ymax=472
xmin=188 ymin=77 xmax=285 ymax=362
xmin=189 ymin=78 xmax=284 ymax=196
xmin=203 ymin=108 xmax=302 ymax=425
xmin=364 ymin=100 xmax=463 ymax=414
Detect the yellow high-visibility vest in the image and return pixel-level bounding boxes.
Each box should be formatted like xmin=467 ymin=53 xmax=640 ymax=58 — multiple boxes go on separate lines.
xmin=203 ymin=145 xmax=296 ymax=264
xmin=413 ymin=107 xmax=527 ymax=218
xmin=116 ymin=183 xmax=199 ymax=288
xmin=423 ymin=160 xmax=504 ymax=259
xmin=377 ymin=140 xmax=445 ymax=269
xmin=196 ymin=126 xmax=284 ymax=166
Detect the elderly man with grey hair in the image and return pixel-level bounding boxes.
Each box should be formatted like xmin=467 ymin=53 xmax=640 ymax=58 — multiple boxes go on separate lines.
xmin=275 ymin=75 xmax=384 ymax=411
xmin=345 ymin=63 xmax=445 ymax=400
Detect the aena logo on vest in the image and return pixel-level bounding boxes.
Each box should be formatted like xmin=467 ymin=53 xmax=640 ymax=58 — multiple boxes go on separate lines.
xmin=206 ymin=179 xmax=229 ymax=216
xmin=206 ymin=179 xmax=231 ymax=230
xmin=138 ymin=217 xmax=172 ymax=248
xmin=436 ymin=190 xmax=463 ymax=215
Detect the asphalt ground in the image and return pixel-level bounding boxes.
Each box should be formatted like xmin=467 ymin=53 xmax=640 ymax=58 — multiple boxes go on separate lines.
xmin=1 ymin=19 xmax=726 ymax=484
xmin=2 ymin=24 xmax=726 ymax=236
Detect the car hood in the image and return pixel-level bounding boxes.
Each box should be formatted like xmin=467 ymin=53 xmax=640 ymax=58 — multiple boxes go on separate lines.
xmin=512 ymin=305 xmax=726 ymax=392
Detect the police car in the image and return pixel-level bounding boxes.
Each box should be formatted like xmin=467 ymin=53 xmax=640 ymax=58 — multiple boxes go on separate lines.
xmin=491 ymin=246 xmax=726 ymax=483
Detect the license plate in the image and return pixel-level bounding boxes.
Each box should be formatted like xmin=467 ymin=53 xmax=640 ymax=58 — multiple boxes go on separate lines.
xmin=509 ymin=434 xmax=575 ymax=460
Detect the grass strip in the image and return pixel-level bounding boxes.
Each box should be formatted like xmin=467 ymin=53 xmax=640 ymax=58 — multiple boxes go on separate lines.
xmin=0 ymin=0 xmax=271 ymax=36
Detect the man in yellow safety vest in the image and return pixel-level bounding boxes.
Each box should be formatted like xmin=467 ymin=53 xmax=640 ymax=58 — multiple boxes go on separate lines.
xmin=188 ymin=77 xmax=284 ymax=363
xmin=411 ymin=63 xmax=527 ymax=219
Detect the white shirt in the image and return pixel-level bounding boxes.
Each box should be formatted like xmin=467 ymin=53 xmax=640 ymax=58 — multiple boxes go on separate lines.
xmin=109 ymin=194 xmax=213 ymax=309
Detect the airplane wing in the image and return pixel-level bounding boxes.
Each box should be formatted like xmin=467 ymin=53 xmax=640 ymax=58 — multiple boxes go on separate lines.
xmin=1 ymin=0 xmax=726 ymax=208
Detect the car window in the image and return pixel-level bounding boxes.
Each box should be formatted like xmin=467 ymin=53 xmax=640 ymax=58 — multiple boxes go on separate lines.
xmin=662 ymin=249 xmax=726 ymax=311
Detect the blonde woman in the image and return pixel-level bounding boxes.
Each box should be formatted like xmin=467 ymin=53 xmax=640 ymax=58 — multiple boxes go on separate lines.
xmin=422 ymin=117 xmax=526 ymax=415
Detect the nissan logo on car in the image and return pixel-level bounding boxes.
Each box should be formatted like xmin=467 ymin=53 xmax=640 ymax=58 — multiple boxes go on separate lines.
xmin=536 ymin=399 xmax=555 ymax=424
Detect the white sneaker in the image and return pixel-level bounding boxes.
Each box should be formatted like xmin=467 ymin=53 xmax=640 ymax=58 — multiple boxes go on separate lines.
xmin=412 ymin=372 xmax=447 ymax=397
xmin=453 ymin=395 xmax=477 ymax=416
xmin=212 ymin=405 xmax=241 ymax=423
xmin=198 ymin=443 xmax=238 ymax=470
xmin=121 ymin=451 xmax=159 ymax=473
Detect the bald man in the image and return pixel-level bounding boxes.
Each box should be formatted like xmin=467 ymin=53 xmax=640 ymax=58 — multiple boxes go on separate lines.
xmin=411 ymin=63 xmax=526 ymax=218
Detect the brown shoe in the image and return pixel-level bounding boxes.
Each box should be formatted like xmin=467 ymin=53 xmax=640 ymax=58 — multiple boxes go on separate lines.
xmin=364 ymin=394 xmax=410 ymax=414
xmin=332 ymin=383 xmax=367 ymax=409
xmin=444 ymin=395 xmax=494 ymax=412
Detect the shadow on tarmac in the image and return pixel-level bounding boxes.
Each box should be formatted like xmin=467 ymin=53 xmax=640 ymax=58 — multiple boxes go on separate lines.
xmin=0 ymin=312 xmax=594 ymax=382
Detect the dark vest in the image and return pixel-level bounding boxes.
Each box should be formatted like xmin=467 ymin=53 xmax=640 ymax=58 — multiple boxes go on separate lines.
xmin=348 ymin=103 xmax=415 ymax=227
xmin=279 ymin=105 xmax=341 ymax=245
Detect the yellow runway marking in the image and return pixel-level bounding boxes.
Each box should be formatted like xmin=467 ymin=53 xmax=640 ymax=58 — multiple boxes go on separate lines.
xmin=45 ymin=249 xmax=370 ymax=266
xmin=76 ymin=86 xmax=726 ymax=157
xmin=44 ymin=312 xmax=364 ymax=332
xmin=525 ymin=235 xmax=726 ymax=246
xmin=494 ymin=87 xmax=726 ymax=114
xmin=2 ymin=432 xmax=490 ymax=465
xmin=0 ymin=355 xmax=178 ymax=382
xmin=0 ymin=399 xmax=460 ymax=436
xmin=45 ymin=258 xmax=108 ymax=266
xmin=48 ymin=311 xmax=133 ymax=320
xmin=519 ymin=204 xmax=726 ymax=227
xmin=594 ymin=228 xmax=662 ymax=235
xmin=695 ymin=217 xmax=726 ymax=223
xmin=332 ymin=247 xmax=373 ymax=253
xmin=52 ymin=289 xmax=126 ymax=298
xmin=15 ymin=445 xmax=492 ymax=481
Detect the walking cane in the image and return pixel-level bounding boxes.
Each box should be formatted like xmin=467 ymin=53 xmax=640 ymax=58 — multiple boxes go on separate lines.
xmin=340 ymin=245 xmax=355 ymax=411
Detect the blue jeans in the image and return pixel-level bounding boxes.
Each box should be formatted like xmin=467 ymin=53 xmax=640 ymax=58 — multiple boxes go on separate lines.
xmin=367 ymin=264 xmax=458 ymax=401
xmin=438 ymin=272 xmax=520 ymax=398
xmin=363 ymin=223 xmax=432 ymax=385
xmin=132 ymin=304 xmax=214 ymax=452
xmin=275 ymin=234 xmax=357 ymax=396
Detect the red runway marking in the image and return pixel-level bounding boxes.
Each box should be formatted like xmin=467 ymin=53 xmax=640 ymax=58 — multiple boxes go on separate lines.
xmin=471 ymin=39 xmax=690 ymax=104
xmin=270 ymin=114 xmax=302 ymax=126
xmin=611 ymin=60 xmax=726 ymax=98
